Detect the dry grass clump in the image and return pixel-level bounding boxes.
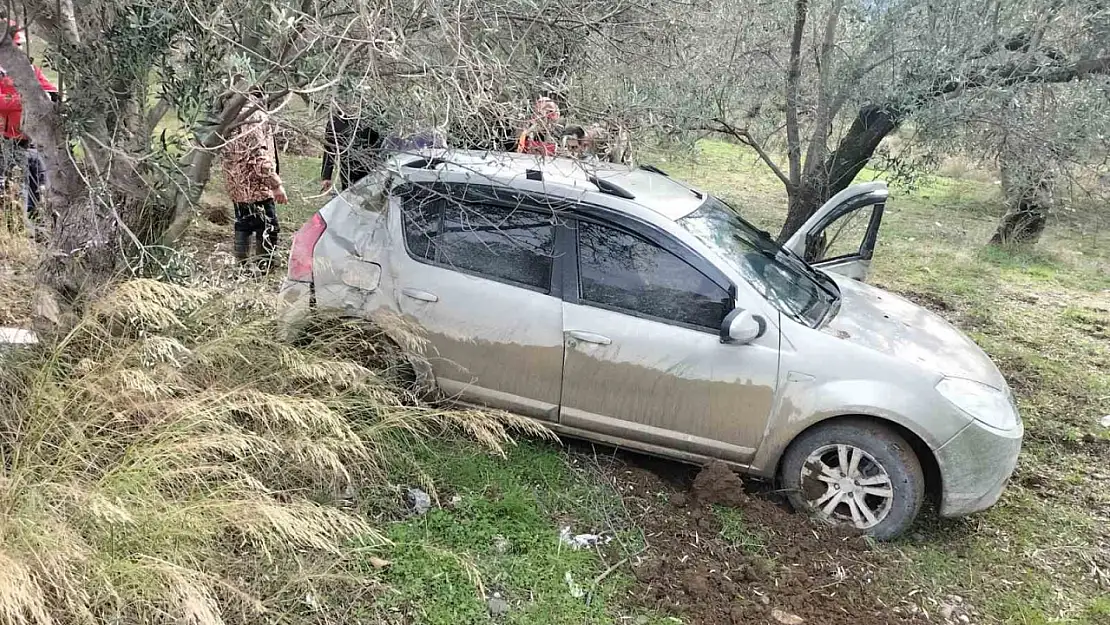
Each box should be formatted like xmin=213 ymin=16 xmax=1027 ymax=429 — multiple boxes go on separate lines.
xmin=0 ymin=228 xmax=37 ymax=326
xmin=0 ymin=278 xmax=550 ymax=624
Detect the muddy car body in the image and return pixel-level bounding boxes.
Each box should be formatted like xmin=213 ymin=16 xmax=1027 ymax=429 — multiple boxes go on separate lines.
xmin=279 ymin=150 xmax=1023 ymax=538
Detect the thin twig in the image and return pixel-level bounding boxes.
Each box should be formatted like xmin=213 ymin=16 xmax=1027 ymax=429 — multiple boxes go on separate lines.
xmin=592 ymin=555 xmax=633 ymax=587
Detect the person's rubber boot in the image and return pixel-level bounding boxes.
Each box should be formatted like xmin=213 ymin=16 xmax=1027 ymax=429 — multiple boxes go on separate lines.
xmin=250 ymin=232 xmax=268 ymax=273
xmin=233 ymin=230 xmax=252 ymax=266
xmin=260 ymin=230 xmax=279 ymax=273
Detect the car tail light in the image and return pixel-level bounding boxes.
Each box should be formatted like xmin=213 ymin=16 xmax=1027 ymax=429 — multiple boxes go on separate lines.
xmin=288 ymin=212 xmax=327 ymax=282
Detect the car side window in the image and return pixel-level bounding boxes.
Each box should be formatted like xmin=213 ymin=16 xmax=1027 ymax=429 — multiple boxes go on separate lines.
xmin=399 ymin=187 xmax=556 ymax=292
xmin=805 ymin=204 xmax=878 ymax=263
xmin=401 ymin=191 xmax=444 ymax=260
xmin=577 ymin=220 xmax=731 ymax=330
xmin=437 ymin=203 xmax=556 ymax=290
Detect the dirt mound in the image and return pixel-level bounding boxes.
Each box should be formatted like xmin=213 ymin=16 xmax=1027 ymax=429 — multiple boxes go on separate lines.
xmin=201 ymin=203 xmax=231 ymax=226
xmin=611 ymin=460 xmax=927 ymax=625
xmin=691 ymin=461 xmax=748 ymax=507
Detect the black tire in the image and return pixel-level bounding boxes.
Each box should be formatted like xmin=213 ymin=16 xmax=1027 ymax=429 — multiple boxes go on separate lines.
xmin=779 ymin=419 xmax=925 ymax=540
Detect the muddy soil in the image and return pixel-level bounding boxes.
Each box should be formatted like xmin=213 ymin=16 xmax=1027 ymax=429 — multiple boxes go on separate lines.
xmin=603 ymin=458 xmax=930 ymax=625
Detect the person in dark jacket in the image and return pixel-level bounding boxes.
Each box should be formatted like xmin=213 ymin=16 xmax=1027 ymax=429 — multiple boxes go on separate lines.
xmin=320 ymin=111 xmax=382 ymax=192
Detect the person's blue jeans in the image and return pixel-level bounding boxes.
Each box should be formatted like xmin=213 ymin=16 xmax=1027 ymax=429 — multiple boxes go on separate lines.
xmin=0 ymin=142 xmax=45 ymax=233
xmin=24 ymin=147 xmax=43 ymax=223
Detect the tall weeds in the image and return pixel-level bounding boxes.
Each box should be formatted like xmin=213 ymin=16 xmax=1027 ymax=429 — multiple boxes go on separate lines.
xmin=0 ymin=278 xmax=550 ymax=624
xmin=0 ymin=224 xmax=36 ymax=326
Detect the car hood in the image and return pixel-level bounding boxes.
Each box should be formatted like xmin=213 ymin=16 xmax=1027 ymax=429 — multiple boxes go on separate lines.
xmin=821 ymin=275 xmax=1008 ymax=390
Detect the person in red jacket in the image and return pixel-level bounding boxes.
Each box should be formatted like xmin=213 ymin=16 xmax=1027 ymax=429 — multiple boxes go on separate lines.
xmin=0 ymin=23 xmax=57 ymax=229
xmin=516 ymin=97 xmax=561 ymax=156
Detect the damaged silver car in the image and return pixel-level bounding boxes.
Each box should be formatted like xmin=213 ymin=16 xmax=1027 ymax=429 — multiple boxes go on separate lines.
xmin=278 ymin=151 xmax=1022 ymax=539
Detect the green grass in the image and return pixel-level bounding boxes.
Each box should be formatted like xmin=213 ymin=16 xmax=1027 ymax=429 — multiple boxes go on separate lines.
xmin=1087 ymin=597 xmax=1110 ymax=620
xmin=365 ymin=442 xmax=648 ymax=624
xmin=714 ymin=506 xmax=768 ymax=556
xmin=669 ymin=140 xmax=1110 ymax=624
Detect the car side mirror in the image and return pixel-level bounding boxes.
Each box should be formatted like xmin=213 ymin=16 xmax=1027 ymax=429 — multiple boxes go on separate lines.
xmin=720 ymin=309 xmax=767 ymax=345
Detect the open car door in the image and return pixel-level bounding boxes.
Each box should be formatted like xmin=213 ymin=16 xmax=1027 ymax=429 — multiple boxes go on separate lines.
xmin=782 ymin=181 xmax=889 ymax=282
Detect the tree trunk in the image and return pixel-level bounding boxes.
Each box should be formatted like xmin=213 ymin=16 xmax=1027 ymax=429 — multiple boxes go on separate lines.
xmin=989 ymin=160 xmax=1052 ymax=246
xmin=990 ymin=202 xmax=1050 ymax=245
xmin=160 ymin=93 xmax=249 ymax=245
xmin=0 ymin=39 xmax=119 ymax=327
xmin=777 ymin=103 xmax=903 ymax=241
xmin=780 ymin=174 xmax=828 ymax=242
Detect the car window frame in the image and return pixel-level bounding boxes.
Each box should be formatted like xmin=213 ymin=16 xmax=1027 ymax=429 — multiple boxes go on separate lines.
xmin=803 ymin=200 xmax=885 ymax=265
xmin=563 ymin=212 xmax=737 ymax=335
xmin=393 ymin=181 xmax=567 ymax=296
xmin=344 ymin=168 xmax=393 ymax=214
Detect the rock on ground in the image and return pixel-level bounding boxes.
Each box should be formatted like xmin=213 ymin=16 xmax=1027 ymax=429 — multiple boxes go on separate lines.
xmin=405 ymin=487 xmax=431 ymax=514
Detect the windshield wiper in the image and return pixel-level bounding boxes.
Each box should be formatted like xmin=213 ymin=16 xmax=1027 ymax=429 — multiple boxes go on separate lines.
xmin=813 ymin=268 xmax=840 ymax=300
xmin=706 ymin=195 xmax=839 ymax=301
xmin=739 ymin=235 xmax=839 ymax=301
xmin=753 ymin=232 xmax=838 ymax=300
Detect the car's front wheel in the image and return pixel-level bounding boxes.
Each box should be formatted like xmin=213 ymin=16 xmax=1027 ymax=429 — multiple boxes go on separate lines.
xmin=780 ymin=419 xmax=924 ymax=540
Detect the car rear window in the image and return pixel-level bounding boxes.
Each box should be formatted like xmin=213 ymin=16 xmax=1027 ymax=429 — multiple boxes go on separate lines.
xmin=344 ymin=169 xmax=391 ymax=213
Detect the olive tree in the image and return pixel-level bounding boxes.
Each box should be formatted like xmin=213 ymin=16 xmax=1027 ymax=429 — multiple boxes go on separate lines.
xmin=902 ymin=68 xmax=1110 ymax=246
xmin=0 ymin=0 xmax=663 ymax=326
xmin=608 ymin=0 xmax=1110 ymax=240
xmin=972 ymin=83 xmax=1110 ymax=246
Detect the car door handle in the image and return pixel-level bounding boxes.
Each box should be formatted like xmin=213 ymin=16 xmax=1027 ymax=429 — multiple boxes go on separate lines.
xmin=402 ymin=288 xmax=439 ymax=303
xmin=565 ymin=330 xmax=611 ymax=345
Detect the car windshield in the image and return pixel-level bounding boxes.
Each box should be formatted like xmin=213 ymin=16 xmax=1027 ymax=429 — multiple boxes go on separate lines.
xmin=677 ymin=196 xmax=839 ymax=327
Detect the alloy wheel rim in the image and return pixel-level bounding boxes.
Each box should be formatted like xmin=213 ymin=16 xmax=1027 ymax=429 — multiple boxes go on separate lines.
xmin=800 ymin=444 xmax=894 ymax=530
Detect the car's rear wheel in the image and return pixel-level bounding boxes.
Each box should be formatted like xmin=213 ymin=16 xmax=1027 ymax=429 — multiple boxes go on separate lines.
xmin=292 ymin=315 xmax=437 ymax=400
xmin=780 ymin=419 xmax=924 ymax=540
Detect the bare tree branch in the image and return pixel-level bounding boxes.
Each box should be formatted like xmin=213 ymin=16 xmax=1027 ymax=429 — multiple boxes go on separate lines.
xmin=699 ymin=118 xmax=792 ymax=188
xmin=801 ymin=0 xmax=845 ymax=180
xmin=784 ymin=0 xmax=808 ymax=188
xmin=146 ymin=98 xmax=172 ymax=134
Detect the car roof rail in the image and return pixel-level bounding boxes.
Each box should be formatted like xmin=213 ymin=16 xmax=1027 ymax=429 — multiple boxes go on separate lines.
xmin=402 ymin=156 xmax=449 ymax=170
xmin=639 ymin=164 xmax=668 ymax=176
xmin=588 ymin=175 xmax=636 ymax=200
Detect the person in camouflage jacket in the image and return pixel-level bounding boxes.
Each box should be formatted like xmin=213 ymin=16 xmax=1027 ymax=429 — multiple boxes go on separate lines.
xmin=221 ymin=93 xmax=287 ymax=268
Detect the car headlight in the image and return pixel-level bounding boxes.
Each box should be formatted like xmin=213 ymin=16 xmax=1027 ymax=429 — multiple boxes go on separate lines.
xmin=936 ymin=377 xmax=1018 ymax=430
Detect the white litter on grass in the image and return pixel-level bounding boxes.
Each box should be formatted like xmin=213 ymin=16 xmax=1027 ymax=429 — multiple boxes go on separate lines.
xmin=564 ymin=571 xmax=585 ymax=598
xmin=406 ymin=487 xmax=431 ymax=515
xmin=0 ymin=327 xmax=37 ymax=346
xmin=771 ymin=609 xmax=805 ymax=625
xmin=1100 ymin=415 xmax=1110 ymax=428
xmin=558 ymin=526 xmax=611 ymax=550
xmin=303 ymin=592 xmax=320 ymax=611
